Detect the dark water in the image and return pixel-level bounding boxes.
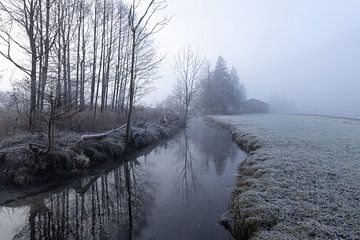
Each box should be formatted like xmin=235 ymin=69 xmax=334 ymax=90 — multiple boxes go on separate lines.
xmin=0 ymin=119 xmax=246 ymax=240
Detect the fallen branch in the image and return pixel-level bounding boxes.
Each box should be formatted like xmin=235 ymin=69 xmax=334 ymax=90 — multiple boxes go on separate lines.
xmin=29 ymin=143 xmax=47 ymax=155
xmin=79 ymin=124 xmax=127 ymax=141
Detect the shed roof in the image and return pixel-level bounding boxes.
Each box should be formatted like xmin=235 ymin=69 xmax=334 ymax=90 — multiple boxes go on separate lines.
xmin=243 ymin=98 xmax=268 ymax=106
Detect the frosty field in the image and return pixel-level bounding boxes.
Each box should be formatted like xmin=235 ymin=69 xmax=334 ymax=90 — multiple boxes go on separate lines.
xmin=211 ymin=114 xmax=360 ymax=239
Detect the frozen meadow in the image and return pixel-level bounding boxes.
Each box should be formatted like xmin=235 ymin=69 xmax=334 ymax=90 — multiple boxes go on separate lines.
xmin=211 ymin=114 xmax=360 ymax=239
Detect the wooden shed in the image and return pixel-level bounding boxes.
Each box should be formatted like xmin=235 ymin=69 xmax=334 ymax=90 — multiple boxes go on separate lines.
xmin=242 ymin=98 xmax=269 ymax=113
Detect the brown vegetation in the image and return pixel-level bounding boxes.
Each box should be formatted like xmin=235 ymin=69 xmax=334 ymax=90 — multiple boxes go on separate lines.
xmin=0 ymin=108 xmax=181 ymax=189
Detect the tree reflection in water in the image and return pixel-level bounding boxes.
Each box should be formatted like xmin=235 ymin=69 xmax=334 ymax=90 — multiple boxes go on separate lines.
xmin=175 ymin=131 xmax=203 ymax=204
xmin=12 ymin=160 xmax=155 ymax=240
xmin=3 ymin=119 xmax=244 ymax=240
xmin=174 ymin=119 xmax=241 ymax=204
xmin=189 ymin=120 xmax=240 ymax=176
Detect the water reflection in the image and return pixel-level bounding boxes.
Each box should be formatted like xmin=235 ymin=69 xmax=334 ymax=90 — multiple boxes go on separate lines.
xmin=0 ymin=119 xmax=245 ymax=240
xmin=186 ymin=120 xmax=241 ymax=177
xmin=9 ymin=161 xmax=155 ymax=240
xmin=175 ymin=131 xmax=203 ymax=204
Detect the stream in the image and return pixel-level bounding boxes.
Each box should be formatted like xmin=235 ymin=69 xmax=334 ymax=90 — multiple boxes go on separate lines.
xmin=0 ymin=119 xmax=246 ymax=240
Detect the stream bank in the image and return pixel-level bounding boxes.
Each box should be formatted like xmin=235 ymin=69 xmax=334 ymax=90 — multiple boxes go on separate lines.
xmin=0 ymin=121 xmax=181 ymax=204
xmin=0 ymin=118 xmax=246 ymax=240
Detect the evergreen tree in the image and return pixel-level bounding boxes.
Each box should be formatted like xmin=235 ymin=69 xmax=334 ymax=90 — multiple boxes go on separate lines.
xmin=197 ymin=56 xmax=246 ymax=114
xmin=212 ymin=56 xmax=230 ymax=112
xmin=229 ymin=67 xmax=244 ymax=109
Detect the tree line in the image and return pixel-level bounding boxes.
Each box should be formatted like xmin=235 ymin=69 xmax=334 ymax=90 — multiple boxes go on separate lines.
xmin=169 ymin=50 xmax=247 ymax=123
xmin=198 ymin=56 xmax=246 ymax=114
xmin=0 ymin=0 xmax=168 ymax=140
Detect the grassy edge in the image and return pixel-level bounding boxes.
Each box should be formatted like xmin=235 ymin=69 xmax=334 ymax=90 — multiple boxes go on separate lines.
xmin=207 ymin=116 xmax=277 ymax=240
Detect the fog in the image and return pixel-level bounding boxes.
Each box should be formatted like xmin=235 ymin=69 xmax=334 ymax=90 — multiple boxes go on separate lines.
xmin=1 ymin=0 xmax=359 ymax=118
xmin=149 ymin=0 xmax=360 ymax=118
xmin=0 ymin=2 xmax=360 ymax=238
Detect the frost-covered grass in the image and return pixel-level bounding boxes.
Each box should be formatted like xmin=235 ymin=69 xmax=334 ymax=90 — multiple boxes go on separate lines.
xmin=211 ymin=114 xmax=360 ymax=239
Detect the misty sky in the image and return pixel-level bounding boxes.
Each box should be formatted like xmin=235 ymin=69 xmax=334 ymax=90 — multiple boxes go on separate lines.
xmin=1 ymin=0 xmax=360 ymax=117
xmin=150 ymin=0 xmax=360 ymax=117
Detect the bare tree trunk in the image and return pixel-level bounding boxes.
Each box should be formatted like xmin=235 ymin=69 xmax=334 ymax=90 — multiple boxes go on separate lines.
xmin=75 ymin=1 xmax=82 ymax=108
xmin=121 ymin=45 xmax=130 ymax=113
xmin=90 ymin=0 xmax=98 ymax=110
xmin=66 ymin=25 xmax=72 ymax=107
xmin=80 ymin=0 xmax=86 ymax=109
xmin=104 ymin=0 xmax=114 ymax=112
xmin=94 ymin=9 xmax=105 ymax=116
xmin=125 ymin=28 xmax=136 ymax=142
xmin=56 ymin=3 xmax=62 ymax=102
xmin=37 ymin=1 xmax=43 ymax=110
xmin=46 ymin=95 xmax=55 ymax=154
xmin=100 ymin=0 xmax=107 ymax=113
xmin=112 ymin=3 xmax=124 ymax=110
xmin=62 ymin=32 xmax=68 ymax=105
xmin=29 ymin=1 xmax=38 ymax=128
xmin=40 ymin=0 xmax=51 ymax=110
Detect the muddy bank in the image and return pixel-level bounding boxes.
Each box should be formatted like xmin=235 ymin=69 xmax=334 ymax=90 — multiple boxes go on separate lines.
xmin=211 ymin=114 xmax=360 ymax=240
xmin=0 ymin=122 xmax=180 ymax=204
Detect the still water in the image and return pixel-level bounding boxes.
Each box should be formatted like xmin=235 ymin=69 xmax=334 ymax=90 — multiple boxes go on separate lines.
xmin=0 ymin=119 xmax=246 ymax=240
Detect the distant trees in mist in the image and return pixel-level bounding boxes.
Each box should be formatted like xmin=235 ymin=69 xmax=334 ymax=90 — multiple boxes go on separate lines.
xmin=198 ymin=56 xmax=246 ymax=114
xmin=168 ymin=54 xmax=246 ymax=121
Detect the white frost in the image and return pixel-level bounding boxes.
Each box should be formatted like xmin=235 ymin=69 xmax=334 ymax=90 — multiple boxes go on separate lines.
xmin=211 ymin=114 xmax=360 ymax=239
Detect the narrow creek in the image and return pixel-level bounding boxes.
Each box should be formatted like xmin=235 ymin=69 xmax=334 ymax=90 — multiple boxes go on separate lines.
xmin=0 ymin=119 xmax=246 ymax=240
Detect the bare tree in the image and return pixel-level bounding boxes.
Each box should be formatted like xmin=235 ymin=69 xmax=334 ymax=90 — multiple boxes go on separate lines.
xmin=0 ymin=0 xmax=41 ymax=127
xmin=90 ymin=0 xmax=99 ymax=110
xmin=79 ymin=0 xmax=89 ymax=110
xmin=93 ymin=0 xmax=107 ymax=116
xmin=0 ymin=0 xmax=168 ymax=135
xmin=133 ymin=34 xmax=162 ymax=104
xmin=125 ymin=0 xmax=168 ymax=143
xmin=39 ymin=0 xmax=56 ymax=110
xmin=75 ymin=0 xmax=83 ymax=108
xmin=173 ymin=47 xmax=204 ymax=123
xmin=0 ymin=0 xmax=60 ymax=126
xmin=29 ymin=91 xmax=82 ymax=156
xmin=111 ymin=2 xmax=127 ymax=111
